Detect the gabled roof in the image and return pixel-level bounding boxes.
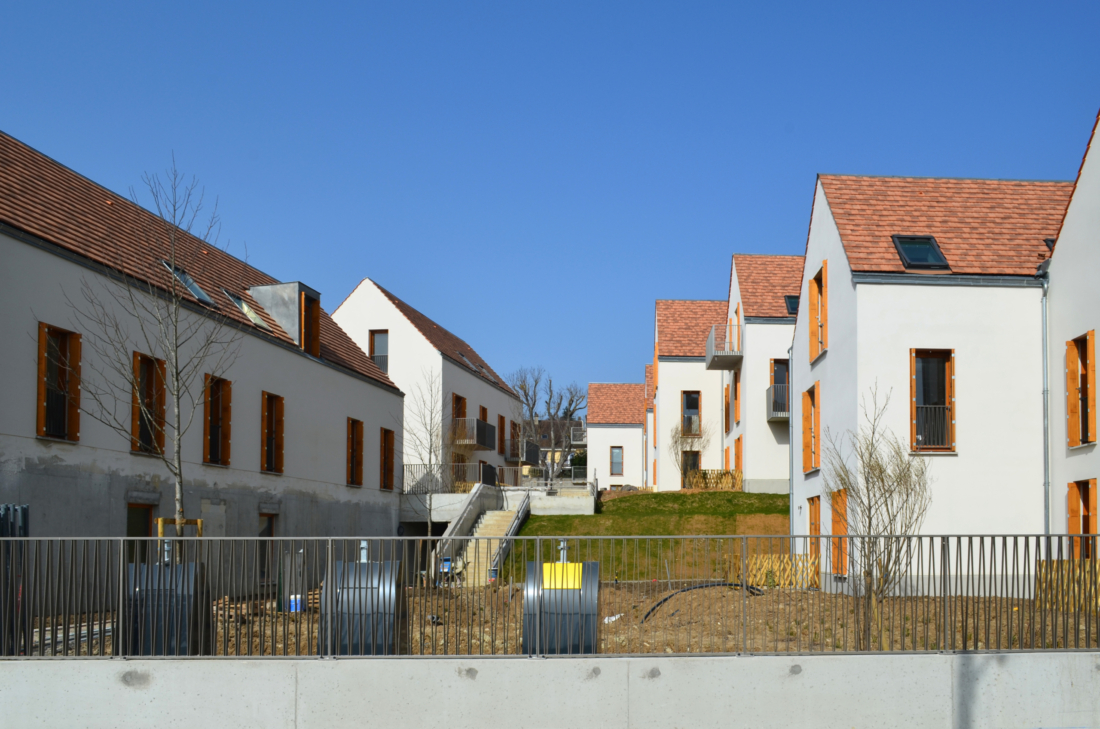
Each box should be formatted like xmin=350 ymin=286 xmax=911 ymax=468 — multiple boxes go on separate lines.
xmin=588 ymin=383 xmax=645 ymax=425
xmin=655 ymin=300 xmax=727 ymax=357
xmin=732 ymin=254 xmax=804 ymax=318
xmin=368 ymin=279 xmax=516 ymax=397
xmin=644 ymin=364 xmax=654 ymax=412
xmin=0 ymin=131 xmax=393 ymax=389
xmin=818 ymin=175 xmax=1073 ymax=276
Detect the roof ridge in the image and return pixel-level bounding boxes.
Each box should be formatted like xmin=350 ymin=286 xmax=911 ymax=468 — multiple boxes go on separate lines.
xmin=819 ymin=172 xmax=1073 ymax=184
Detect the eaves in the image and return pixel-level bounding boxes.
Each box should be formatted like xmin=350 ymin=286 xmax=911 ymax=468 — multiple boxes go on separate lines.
xmin=851 ymin=272 xmax=1042 ymax=288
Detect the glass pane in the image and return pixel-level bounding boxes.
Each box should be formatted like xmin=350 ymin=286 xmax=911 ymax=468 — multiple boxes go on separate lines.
xmin=915 ymin=356 xmax=947 ymax=406
xmin=373 ymin=332 xmax=388 ymax=356
xmin=897 ymin=238 xmax=947 ymax=267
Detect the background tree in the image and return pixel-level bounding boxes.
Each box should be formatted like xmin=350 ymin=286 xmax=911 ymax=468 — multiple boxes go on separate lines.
xmin=667 ymin=421 xmax=714 ymax=488
xmin=542 ymin=378 xmax=586 ymax=479
xmin=403 ymin=367 xmax=445 ymax=529
xmin=70 ymin=161 xmax=242 ymax=538
xmin=821 ymin=387 xmax=932 ymax=649
xmin=507 ymin=366 xmax=544 ymax=458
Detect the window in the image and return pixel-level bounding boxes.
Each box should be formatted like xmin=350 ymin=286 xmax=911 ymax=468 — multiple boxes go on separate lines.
xmin=36 ymin=323 xmax=81 ymax=441
xmin=734 ymin=435 xmax=743 ymax=471
xmin=369 ymin=330 xmax=389 ymax=373
xmin=910 ymin=350 xmax=955 ymax=451
xmin=258 ymin=514 xmax=276 ymax=581
xmin=498 ymin=415 xmax=506 ymax=454
xmin=807 ymin=496 xmax=821 ymax=559
xmin=131 ymin=352 xmax=165 ymax=453
xmin=734 ymin=371 xmax=741 ymax=424
xmin=300 ymin=294 xmax=321 ymax=357
xmin=163 ymin=262 xmax=215 ymax=306
xmin=478 ymin=405 xmax=488 ymax=422
xmin=892 ymin=236 xmax=949 ymax=270
xmin=347 ymin=418 xmax=364 ymax=486
xmin=802 ymin=382 xmax=820 ymax=472
xmin=126 ymin=504 xmax=153 ymax=562
xmin=379 ymin=428 xmax=395 ymax=490
xmin=771 ymin=359 xmax=790 ymax=413
xmin=1067 ymin=331 xmax=1096 ymax=447
xmin=452 ymin=394 xmax=467 ymax=420
xmin=681 ymin=450 xmax=701 ymax=489
xmin=681 ymin=391 xmax=701 ymax=436
xmin=203 ymin=375 xmax=232 ymax=466
xmin=260 ymin=392 xmax=284 ymax=473
xmin=224 ymin=290 xmax=269 ymax=329
xmin=808 ymin=262 xmax=828 ymax=361
xmin=724 ymin=384 xmax=730 ymax=433
xmin=831 ymin=489 xmax=848 ymax=577
xmin=610 ymin=446 xmax=623 ymax=476
xmin=1068 ymin=479 xmax=1097 ymax=558
xmin=785 ymin=295 xmax=799 ymax=316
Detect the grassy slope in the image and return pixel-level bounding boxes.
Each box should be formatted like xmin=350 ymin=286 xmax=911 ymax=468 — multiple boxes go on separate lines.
xmin=517 ymin=491 xmax=790 ymax=537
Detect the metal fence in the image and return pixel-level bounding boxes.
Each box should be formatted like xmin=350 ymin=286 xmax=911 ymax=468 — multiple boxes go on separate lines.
xmin=3 ymin=535 xmax=1099 ymax=658
xmin=916 ymin=405 xmax=950 ymax=448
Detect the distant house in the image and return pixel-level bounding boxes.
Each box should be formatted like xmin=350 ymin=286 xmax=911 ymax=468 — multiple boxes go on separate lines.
xmin=791 ymin=173 xmax=1072 ymax=548
xmin=711 ymin=254 xmax=803 ymax=494
xmin=587 ymin=383 xmax=645 ymax=489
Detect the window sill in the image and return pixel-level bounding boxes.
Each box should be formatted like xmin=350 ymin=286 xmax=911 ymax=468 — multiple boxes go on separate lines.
xmin=803 ymin=467 xmax=820 ymax=475
xmin=202 ymin=461 xmax=230 ymax=469
xmin=910 ymin=450 xmax=957 ymax=457
xmin=347 ymin=482 xmax=363 ymax=489
xmin=130 ymin=449 xmax=164 ymax=459
xmin=36 ymin=435 xmax=79 ymax=445
xmin=810 ymin=349 xmax=828 ymax=366
xmin=261 ymin=469 xmax=284 ymax=476
xmin=1068 ymin=442 xmax=1097 ymax=451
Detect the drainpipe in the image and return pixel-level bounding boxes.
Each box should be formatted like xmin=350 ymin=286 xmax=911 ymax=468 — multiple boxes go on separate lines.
xmin=1039 ymin=260 xmax=1051 ymax=534
xmin=788 ymin=343 xmax=795 ymax=553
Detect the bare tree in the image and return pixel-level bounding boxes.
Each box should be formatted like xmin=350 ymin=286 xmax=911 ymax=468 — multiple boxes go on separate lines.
xmin=821 ymin=387 xmax=932 ymax=649
xmin=667 ymin=421 xmax=714 ymax=488
xmin=542 ymin=379 xmax=586 ymax=478
xmin=70 ymin=161 xmax=242 ymax=538
xmin=402 ymin=367 xmax=445 ymax=530
xmin=506 ymin=366 xmax=544 ymax=452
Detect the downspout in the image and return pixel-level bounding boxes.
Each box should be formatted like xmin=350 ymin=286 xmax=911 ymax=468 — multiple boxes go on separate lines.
xmin=1039 ymin=261 xmax=1051 ymax=534
xmin=788 ymin=343 xmax=795 ymax=552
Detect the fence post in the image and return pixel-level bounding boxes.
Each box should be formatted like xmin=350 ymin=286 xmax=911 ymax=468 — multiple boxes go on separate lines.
xmin=940 ymin=537 xmax=949 ymax=651
xmin=116 ymin=538 xmax=126 ymax=656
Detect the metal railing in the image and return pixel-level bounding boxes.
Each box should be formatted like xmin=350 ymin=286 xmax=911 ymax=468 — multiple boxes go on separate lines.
xmin=571 ymin=427 xmax=587 ymax=445
xmin=705 ymin=323 xmax=743 ymax=370
xmin=490 ymin=492 xmax=531 ymax=576
xmin=370 ymin=353 xmax=388 ymax=374
xmin=4 ymin=534 xmax=1100 ymax=657
xmin=450 ymin=418 xmax=496 ymax=451
xmin=766 ymin=384 xmax=789 ymax=421
xmin=503 ymin=439 xmax=539 ymax=465
xmin=915 ymin=406 xmax=951 ymax=449
xmin=403 ymin=464 xmax=482 ymax=494
xmin=682 ymin=415 xmax=701 ymax=436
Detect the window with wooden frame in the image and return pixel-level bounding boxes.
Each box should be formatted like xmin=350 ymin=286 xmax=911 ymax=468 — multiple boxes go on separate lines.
xmin=1068 ymin=479 xmax=1097 ymax=558
xmin=808 ymin=261 xmax=828 ymax=361
xmin=452 ymin=393 xmax=467 ymax=420
xmin=36 ymin=323 xmax=81 ymax=441
xmin=497 ymin=415 xmax=506 ymax=454
xmin=807 ymin=496 xmax=821 ymax=559
xmin=910 ymin=349 xmax=955 ymax=452
xmin=771 ymin=358 xmax=790 ymax=414
xmin=734 ymin=435 xmax=743 ymax=471
xmin=831 ymin=489 xmax=848 ymax=577
xmin=379 ymin=427 xmax=395 ymax=490
xmin=610 ymin=446 xmax=623 ymax=476
xmin=300 ymin=294 xmax=321 ymax=357
xmin=347 ymin=418 xmax=364 ymax=486
xmin=724 ymin=384 xmax=730 ymax=433
xmin=734 ymin=371 xmax=741 ymax=424
xmin=1067 ymin=331 xmax=1096 ymax=447
xmin=131 ymin=352 xmax=166 ymax=454
xmin=801 ymin=382 xmax=820 ymax=472
xmin=681 ymin=391 xmax=701 ymax=436
xmin=478 ymin=405 xmax=488 ymax=422
xmin=203 ymin=375 xmax=232 ymax=466
xmin=368 ymin=330 xmax=389 ymax=373
xmin=260 ymin=392 xmax=284 ymax=474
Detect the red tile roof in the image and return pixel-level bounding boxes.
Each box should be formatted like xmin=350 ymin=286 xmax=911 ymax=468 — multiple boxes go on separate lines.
xmin=818 ymin=175 xmax=1073 ymax=276
xmin=0 ymin=131 xmax=394 ymax=389
xmin=655 ymin=300 xmax=727 ymax=357
xmin=644 ymin=364 xmax=654 ymax=411
xmin=369 ymin=280 xmax=516 ymax=397
xmin=732 ymin=254 xmax=805 ymax=318
xmin=588 ymin=383 xmax=645 ymax=425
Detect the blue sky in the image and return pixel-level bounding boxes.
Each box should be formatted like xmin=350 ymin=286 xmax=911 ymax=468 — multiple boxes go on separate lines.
xmin=3 ymin=2 xmax=1098 ymax=395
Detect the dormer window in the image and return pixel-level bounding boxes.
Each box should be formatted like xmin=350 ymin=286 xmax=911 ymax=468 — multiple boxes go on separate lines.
xmin=224 ymin=290 xmax=270 ymax=329
xmin=163 ymin=261 xmax=215 ymax=305
xmin=785 ymin=295 xmax=799 ymax=315
xmin=892 ymin=236 xmax=949 ymax=270
xmin=301 ymin=294 xmax=320 ymax=357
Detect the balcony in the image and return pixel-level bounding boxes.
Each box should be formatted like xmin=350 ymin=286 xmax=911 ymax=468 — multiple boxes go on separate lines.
xmin=504 ymin=438 xmax=540 ymax=465
xmin=370 ymin=353 xmax=388 ymax=374
xmin=403 ymin=463 xmax=483 ymax=494
xmin=915 ymin=405 xmax=951 ymax=449
xmin=766 ymin=384 xmax=789 ymax=422
xmin=705 ymin=322 xmax=742 ymax=370
xmin=571 ymin=426 xmax=586 ymax=445
xmin=451 ymin=418 xmax=496 ymax=451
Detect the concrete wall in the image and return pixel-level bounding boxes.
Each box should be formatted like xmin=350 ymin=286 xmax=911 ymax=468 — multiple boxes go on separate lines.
xmin=588 ymin=423 xmax=644 ymax=489
xmin=4 ymin=652 xmax=1098 ymax=728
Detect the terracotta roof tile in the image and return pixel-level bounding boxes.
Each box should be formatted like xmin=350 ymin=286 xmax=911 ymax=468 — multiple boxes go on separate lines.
xmin=369 ymin=280 xmax=516 ymax=397
xmin=655 ymin=300 xmax=727 ymax=357
xmin=818 ymin=175 xmax=1073 ymax=276
xmin=644 ymin=364 xmax=654 ymax=411
xmin=0 ymin=131 xmax=394 ymax=389
xmin=732 ymin=254 xmax=804 ymax=318
xmin=588 ymin=383 xmax=645 ymax=425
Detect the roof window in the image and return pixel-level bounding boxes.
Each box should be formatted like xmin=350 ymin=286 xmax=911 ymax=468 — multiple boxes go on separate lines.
xmin=892 ymin=236 xmax=949 ymax=270
xmin=223 ymin=290 xmax=270 ymax=329
xmin=784 ymin=295 xmax=799 ymax=315
xmin=163 ymin=262 xmax=215 ymax=305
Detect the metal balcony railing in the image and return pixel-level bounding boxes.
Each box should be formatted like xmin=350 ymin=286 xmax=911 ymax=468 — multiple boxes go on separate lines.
xmin=503 ymin=439 xmax=539 ymax=465
xmin=451 ymin=418 xmax=496 ymax=451
xmin=370 ymin=353 xmax=388 ymax=374
xmin=766 ymin=384 xmax=790 ymax=421
xmin=682 ymin=415 xmax=701 ymax=437
xmin=915 ymin=406 xmax=951 ymax=449
xmin=705 ymin=322 xmax=742 ymax=370
xmin=403 ymin=463 xmax=484 ymax=494
xmin=571 ymin=427 xmax=586 ymax=445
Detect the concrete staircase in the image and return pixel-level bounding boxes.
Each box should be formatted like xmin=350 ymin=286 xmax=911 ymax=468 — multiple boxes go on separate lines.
xmin=463 ymin=510 xmax=517 ymax=587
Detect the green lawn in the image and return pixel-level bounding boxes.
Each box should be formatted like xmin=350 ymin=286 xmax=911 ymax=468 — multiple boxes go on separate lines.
xmin=517 ymin=491 xmax=790 ymax=537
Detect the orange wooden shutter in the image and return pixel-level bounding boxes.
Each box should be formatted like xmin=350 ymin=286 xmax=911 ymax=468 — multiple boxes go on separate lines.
xmin=67 ymin=333 xmax=81 ymax=441
xmin=813 ymin=381 xmax=821 ymax=469
xmin=273 ymin=395 xmax=284 ymax=473
xmin=802 ymin=390 xmax=812 ymax=472
xmin=131 ymin=352 xmax=142 ymax=450
xmin=735 ymin=436 xmax=742 ymax=471
xmin=1090 ymin=478 xmax=1098 ymax=536
xmin=261 ymin=393 xmax=270 ymax=471
xmin=36 ymin=323 xmax=48 ymax=437
xmin=724 ymin=446 xmax=729 ymax=470
xmin=724 ymin=385 xmax=730 ymax=432
xmin=1069 ymin=481 xmax=1082 ymax=556
xmin=1067 ymin=340 xmax=1081 ymax=446
xmin=734 ymin=372 xmax=741 ymax=423
xmin=309 ymin=300 xmax=321 ymax=357
xmin=1089 ymin=331 xmax=1097 ymax=442
xmin=831 ymin=489 xmax=848 ymax=576
xmin=346 ymin=418 xmax=353 ymax=484
xmin=154 ymin=358 xmax=166 ymax=453
xmin=203 ymin=374 xmax=211 ymax=463
xmin=808 ymin=277 xmax=819 ymax=361
xmin=221 ymin=379 xmax=232 ymax=466
xmin=821 ymin=260 xmax=828 ymax=351
xmin=299 ymin=292 xmax=307 ymax=350
xmin=808 ymin=497 xmax=821 ymax=558
xmin=909 ymin=350 xmax=917 ymax=450
xmin=769 ymin=359 xmax=775 ymax=386
xmin=354 ymin=421 xmax=364 ymax=486
xmin=948 ymin=350 xmax=956 ymax=450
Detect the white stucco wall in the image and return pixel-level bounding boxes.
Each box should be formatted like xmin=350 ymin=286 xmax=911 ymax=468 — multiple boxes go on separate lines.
xmin=654 ymin=359 xmax=724 ymax=490
xmin=1048 ymin=119 xmax=1100 ymax=534
xmin=644 ymin=409 xmax=655 ymax=488
xmin=588 ymin=423 xmax=644 ymax=489
xmin=736 ymin=321 xmax=794 ymax=489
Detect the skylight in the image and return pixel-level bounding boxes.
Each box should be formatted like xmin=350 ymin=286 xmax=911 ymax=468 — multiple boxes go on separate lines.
xmin=162 ymin=261 xmax=216 ymax=305
xmin=224 ymin=290 xmax=270 ymax=329
xmin=892 ymin=236 xmax=949 ymax=270
xmin=784 ymin=295 xmax=799 ymax=315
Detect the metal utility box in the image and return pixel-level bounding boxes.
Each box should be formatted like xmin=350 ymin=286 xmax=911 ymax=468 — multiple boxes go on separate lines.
xmin=320 ymin=559 xmax=408 ymax=656
xmin=523 ymin=561 xmax=599 ymax=655
xmin=122 ymin=562 xmax=213 ymax=656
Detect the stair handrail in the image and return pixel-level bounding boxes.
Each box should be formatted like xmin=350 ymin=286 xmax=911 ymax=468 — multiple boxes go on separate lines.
xmin=490 ymin=490 xmax=531 ymax=573
xmin=436 ymin=481 xmax=497 ymax=575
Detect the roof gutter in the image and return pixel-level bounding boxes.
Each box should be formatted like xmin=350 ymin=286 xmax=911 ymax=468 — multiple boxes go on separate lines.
xmin=788 ymin=341 xmax=795 ymax=552
xmin=851 ymin=272 xmax=1042 ymax=288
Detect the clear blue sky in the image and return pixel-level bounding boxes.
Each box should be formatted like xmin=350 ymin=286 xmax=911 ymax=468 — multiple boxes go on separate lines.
xmin=4 ymin=2 xmax=1098 ymax=394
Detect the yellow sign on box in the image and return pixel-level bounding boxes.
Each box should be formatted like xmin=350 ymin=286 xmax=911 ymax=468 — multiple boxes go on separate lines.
xmin=542 ymin=563 xmax=582 ymax=590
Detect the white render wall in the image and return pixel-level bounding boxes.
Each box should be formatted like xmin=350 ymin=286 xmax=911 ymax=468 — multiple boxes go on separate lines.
xmin=645 ymin=409 xmax=655 ymax=488
xmin=654 ymin=358 xmax=724 ymax=490
xmin=588 ymin=423 xmax=644 ymax=489
xmin=1048 ymin=120 xmax=1100 ymax=534
xmin=0 ymin=232 xmax=403 ymax=537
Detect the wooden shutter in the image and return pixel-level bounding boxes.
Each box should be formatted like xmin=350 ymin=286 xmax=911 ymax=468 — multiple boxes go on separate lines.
xmin=67 ymin=333 xmax=81 ymax=441
xmin=808 ymin=497 xmax=821 ymax=558
xmin=813 ymin=381 xmax=821 ymax=469
xmin=1069 ymin=481 xmax=1082 ymax=557
xmin=220 ymin=379 xmax=232 ymax=466
xmin=735 ymin=436 xmax=742 ymax=471
xmin=909 ymin=349 xmax=917 ymax=450
xmin=1090 ymin=478 xmax=1098 ymax=536
xmin=769 ymin=359 xmax=775 ymax=386
xmin=498 ymin=415 xmax=505 ymax=453
xmin=36 ymin=323 xmax=48 ymax=437
xmin=948 ymin=350 xmax=956 ymax=450
xmin=808 ymin=276 xmax=819 ymax=361
xmin=299 ymin=292 xmax=307 ymax=350
xmin=309 ymin=300 xmax=321 ymax=357
xmin=131 ymin=352 xmax=142 ymax=451
xmin=346 ymin=418 xmax=353 ymax=484
xmin=261 ymin=393 xmax=270 ymax=471
xmin=724 ymin=385 xmax=730 ymax=432
xmin=831 ymin=489 xmax=847 ymax=576
xmin=203 ymin=374 xmax=211 ymax=463
xmin=802 ymin=390 xmax=812 ymax=472
xmin=821 ymin=260 xmax=828 ymax=351
xmin=354 ymin=421 xmax=364 ymax=486
xmin=1067 ymin=340 xmax=1081 ymax=447
xmin=734 ymin=372 xmax=740 ymax=423
xmin=1089 ymin=331 xmax=1097 ymax=443
xmin=380 ymin=428 xmax=394 ymax=490
xmin=154 ymin=358 xmax=166 ymax=453
xmin=724 ymin=446 xmax=730 ymax=470
xmin=273 ymin=395 xmax=284 ymax=473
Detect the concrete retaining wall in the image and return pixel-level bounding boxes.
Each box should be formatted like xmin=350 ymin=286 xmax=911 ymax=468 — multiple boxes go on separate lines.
xmin=3 ymin=652 xmax=1098 ymax=728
